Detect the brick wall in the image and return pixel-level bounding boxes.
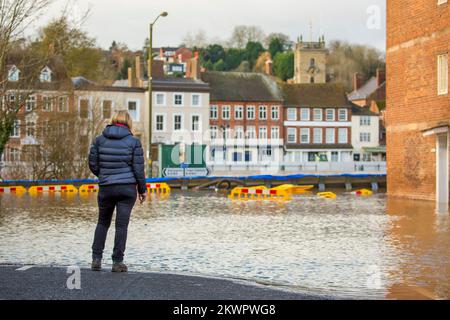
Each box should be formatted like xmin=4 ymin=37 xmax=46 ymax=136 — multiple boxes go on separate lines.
xmin=386 ymin=0 xmax=449 ymax=200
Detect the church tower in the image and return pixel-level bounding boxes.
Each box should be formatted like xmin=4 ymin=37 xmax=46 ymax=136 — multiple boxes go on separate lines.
xmin=294 ymin=35 xmax=327 ymax=84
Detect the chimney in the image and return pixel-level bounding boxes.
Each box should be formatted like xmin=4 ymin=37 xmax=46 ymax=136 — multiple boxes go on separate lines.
xmin=127 ymin=67 xmax=135 ymax=87
xmin=186 ymin=52 xmax=201 ymax=80
xmin=353 ymin=72 xmax=364 ymax=91
xmin=265 ymin=59 xmax=273 ymax=76
xmin=135 ymin=55 xmax=141 ymax=80
xmin=376 ymin=68 xmax=386 ymax=87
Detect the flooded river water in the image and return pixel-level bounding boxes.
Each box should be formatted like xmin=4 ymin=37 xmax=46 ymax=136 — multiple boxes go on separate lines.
xmin=0 ymin=190 xmax=448 ymax=299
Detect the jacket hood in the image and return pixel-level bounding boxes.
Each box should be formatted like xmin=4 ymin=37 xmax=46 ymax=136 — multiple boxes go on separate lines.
xmin=102 ymin=124 xmax=131 ymax=139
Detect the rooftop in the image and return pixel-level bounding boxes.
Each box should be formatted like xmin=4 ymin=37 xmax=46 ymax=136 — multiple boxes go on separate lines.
xmin=281 ymin=83 xmax=351 ymax=108
xmin=348 ymin=76 xmax=385 ymax=101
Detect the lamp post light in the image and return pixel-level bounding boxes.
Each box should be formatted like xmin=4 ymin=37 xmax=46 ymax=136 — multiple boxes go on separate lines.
xmin=147 ymin=11 xmax=168 ymax=178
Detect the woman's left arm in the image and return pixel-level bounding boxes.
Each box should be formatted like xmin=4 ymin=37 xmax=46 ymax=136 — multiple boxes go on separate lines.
xmin=88 ymin=137 xmax=100 ymax=177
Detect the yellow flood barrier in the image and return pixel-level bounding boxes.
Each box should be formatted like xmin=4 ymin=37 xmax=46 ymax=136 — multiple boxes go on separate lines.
xmin=28 ymin=184 xmax=78 ymax=193
xmin=272 ymin=184 xmax=314 ymax=195
xmin=0 ymin=186 xmax=26 ymax=194
xmin=228 ymin=187 xmax=291 ymax=201
xmin=317 ymin=191 xmax=337 ymax=199
xmin=146 ymin=182 xmax=171 ymax=194
xmin=79 ymin=184 xmax=99 ymax=192
xmin=351 ymin=189 xmax=373 ymax=196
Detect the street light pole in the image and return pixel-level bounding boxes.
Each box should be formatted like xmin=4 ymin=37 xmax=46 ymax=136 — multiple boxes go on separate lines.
xmin=147 ymin=11 xmax=168 ymax=178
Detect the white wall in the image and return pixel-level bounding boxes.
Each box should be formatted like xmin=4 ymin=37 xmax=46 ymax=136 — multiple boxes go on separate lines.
xmin=351 ymin=115 xmax=380 ymax=151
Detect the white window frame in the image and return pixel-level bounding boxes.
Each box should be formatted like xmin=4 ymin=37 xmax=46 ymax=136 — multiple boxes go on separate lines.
xmin=58 ymin=96 xmax=69 ymax=112
xmin=287 ymin=108 xmax=297 ymax=121
xmin=8 ymin=66 xmax=19 ymax=82
xmin=235 ymin=126 xmax=244 ymax=139
xmin=173 ymin=114 xmax=183 ymax=131
xmin=287 ymin=128 xmax=297 ymax=143
xmin=300 ymin=108 xmax=310 ymax=121
xmin=360 ymin=132 xmax=371 ymax=142
xmin=25 ymin=95 xmax=36 ymax=112
xmin=101 ymin=99 xmax=113 ymax=118
xmin=210 ymin=125 xmax=218 ymax=140
xmin=271 ymin=126 xmax=280 ymax=139
xmin=360 ymin=116 xmax=371 ymax=126
xmin=313 ymin=128 xmax=323 ymax=144
xmin=271 ymin=106 xmax=280 ymax=120
xmin=438 ymin=53 xmax=448 ymax=95
xmin=155 ymin=92 xmax=166 ymax=106
xmin=191 ymin=93 xmax=201 ymax=107
xmin=325 ymin=109 xmax=335 ymax=121
xmin=10 ymin=120 xmax=20 ymax=138
xmin=259 ymin=126 xmax=268 ymax=139
xmin=259 ymin=105 xmax=267 ymax=120
xmin=338 ymin=128 xmax=348 ymax=144
xmin=43 ymin=96 xmax=54 ymax=112
xmin=300 ymin=128 xmax=310 ymax=144
xmin=247 ymin=105 xmax=255 ymax=120
xmin=246 ymin=126 xmax=256 ymax=139
xmin=173 ymin=93 xmax=184 ymax=107
xmin=39 ymin=66 xmax=52 ymax=83
xmin=210 ymin=105 xmax=218 ymax=119
xmin=313 ymin=108 xmax=323 ymax=121
xmin=326 ymin=128 xmax=335 ymax=144
xmin=234 ymin=105 xmax=244 ymax=120
xmin=127 ymin=99 xmax=140 ymax=122
xmin=222 ymin=105 xmax=230 ymax=120
xmin=26 ymin=121 xmax=35 ymax=137
xmin=338 ymin=108 xmax=348 ymax=121
xmin=191 ymin=114 xmax=201 ymax=132
xmin=155 ymin=113 xmax=166 ymax=132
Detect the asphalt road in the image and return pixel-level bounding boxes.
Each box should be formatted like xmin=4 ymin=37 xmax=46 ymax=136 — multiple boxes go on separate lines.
xmin=0 ymin=264 xmax=328 ymax=300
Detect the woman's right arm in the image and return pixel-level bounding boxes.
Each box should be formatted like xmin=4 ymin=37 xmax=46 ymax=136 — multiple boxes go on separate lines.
xmin=132 ymin=139 xmax=147 ymax=194
xmin=88 ymin=137 xmax=100 ymax=177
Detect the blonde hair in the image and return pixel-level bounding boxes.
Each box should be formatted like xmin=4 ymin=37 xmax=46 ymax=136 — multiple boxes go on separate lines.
xmin=110 ymin=110 xmax=133 ymax=132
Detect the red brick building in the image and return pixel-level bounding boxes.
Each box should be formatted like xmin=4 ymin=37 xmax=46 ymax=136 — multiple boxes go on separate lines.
xmin=201 ymin=72 xmax=284 ymax=168
xmin=386 ymin=0 xmax=449 ymax=209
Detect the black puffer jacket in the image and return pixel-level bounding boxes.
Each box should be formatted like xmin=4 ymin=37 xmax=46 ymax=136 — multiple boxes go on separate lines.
xmin=88 ymin=124 xmax=146 ymax=194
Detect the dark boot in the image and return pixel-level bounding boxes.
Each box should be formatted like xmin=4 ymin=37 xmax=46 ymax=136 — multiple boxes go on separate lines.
xmin=91 ymin=259 xmax=102 ymax=271
xmin=112 ymin=262 xmax=128 ymax=273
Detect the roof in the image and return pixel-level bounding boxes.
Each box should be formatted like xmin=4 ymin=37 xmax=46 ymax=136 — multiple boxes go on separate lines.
xmin=281 ymin=83 xmax=351 ymax=108
xmin=151 ymin=77 xmax=210 ymax=92
xmin=73 ymin=77 xmax=145 ymax=93
xmin=348 ymin=76 xmax=385 ymax=101
xmin=201 ymin=71 xmax=284 ymax=102
xmin=351 ymin=104 xmax=379 ymax=116
xmin=285 ymin=143 xmax=353 ymax=150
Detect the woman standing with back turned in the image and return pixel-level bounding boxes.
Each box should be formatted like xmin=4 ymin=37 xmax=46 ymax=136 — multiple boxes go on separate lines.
xmin=88 ymin=110 xmax=147 ymax=272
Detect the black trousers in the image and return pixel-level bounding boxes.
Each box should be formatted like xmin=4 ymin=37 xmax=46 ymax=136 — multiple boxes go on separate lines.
xmin=92 ymin=184 xmax=137 ymax=262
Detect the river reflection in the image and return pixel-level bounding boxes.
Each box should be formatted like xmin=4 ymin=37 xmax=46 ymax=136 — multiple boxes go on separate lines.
xmin=0 ymin=191 xmax=448 ymax=299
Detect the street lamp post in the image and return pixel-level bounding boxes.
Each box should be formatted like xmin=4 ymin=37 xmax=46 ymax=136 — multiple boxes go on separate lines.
xmin=147 ymin=11 xmax=168 ymax=178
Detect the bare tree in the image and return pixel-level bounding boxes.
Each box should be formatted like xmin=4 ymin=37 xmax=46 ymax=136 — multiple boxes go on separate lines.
xmin=229 ymin=25 xmax=266 ymax=48
xmin=182 ymin=29 xmax=208 ymax=49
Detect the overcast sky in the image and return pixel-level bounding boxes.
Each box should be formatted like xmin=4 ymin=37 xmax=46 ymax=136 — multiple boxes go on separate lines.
xmin=38 ymin=0 xmax=386 ymax=51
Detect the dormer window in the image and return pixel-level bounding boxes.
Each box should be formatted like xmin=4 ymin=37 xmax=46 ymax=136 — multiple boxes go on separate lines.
xmin=8 ymin=65 xmax=20 ymax=82
xmin=40 ymin=66 xmax=52 ymax=83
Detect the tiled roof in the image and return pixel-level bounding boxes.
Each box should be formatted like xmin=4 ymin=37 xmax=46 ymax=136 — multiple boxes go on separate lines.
xmin=151 ymin=77 xmax=210 ymax=92
xmin=201 ymin=71 xmax=284 ymax=102
xmin=347 ymin=77 xmax=384 ymax=101
xmin=281 ymin=83 xmax=351 ymax=108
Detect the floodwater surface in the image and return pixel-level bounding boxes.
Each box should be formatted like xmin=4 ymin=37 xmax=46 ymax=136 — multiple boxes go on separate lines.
xmin=0 ymin=190 xmax=448 ymax=299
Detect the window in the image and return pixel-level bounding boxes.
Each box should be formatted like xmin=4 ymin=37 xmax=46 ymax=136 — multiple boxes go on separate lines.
xmin=331 ymin=151 xmax=339 ymax=162
xmin=310 ymin=58 xmax=316 ymax=68
xmin=287 ymin=108 xmax=297 ymax=121
xmin=233 ymin=152 xmax=243 ymax=162
xmin=155 ymin=93 xmax=166 ymax=106
xmin=102 ymin=100 xmax=112 ymax=118
xmin=313 ymin=108 xmax=322 ymax=121
xmin=223 ymin=127 xmax=231 ymax=139
xmin=128 ymin=100 xmax=139 ymax=121
xmin=313 ymin=128 xmax=322 ymax=144
xmin=235 ymin=126 xmax=244 ymax=139
xmin=271 ymin=126 xmax=279 ymax=139
xmin=259 ymin=105 xmax=267 ymax=120
xmin=300 ymin=108 xmax=310 ymax=121
xmin=259 ymin=146 xmax=272 ymax=160
xmin=338 ymin=128 xmax=348 ymax=143
xmin=338 ymin=109 xmax=348 ymax=121
xmin=247 ymin=106 xmax=255 ymax=119
xmin=210 ymin=105 xmax=218 ymax=119
xmin=40 ymin=67 xmax=52 ymax=82
xmin=235 ymin=105 xmax=244 ymax=120
xmin=245 ymin=150 xmax=252 ymax=162
xmin=210 ymin=126 xmax=218 ymax=139
xmin=58 ymin=97 xmax=69 ymax=112
xmin=271 ymin=106 xmax=279 ymax=120
xmin=326 ymin=128 xmax=335 ymax=144
xmin=174 ymin=94 xmax=183 ymax=106
xmin=10 ymin=120 xmax=20 ymax=137
xmin=438 ymin=0 xmax=447 ymax=5
xmin=360 ymin=116 xmax=371 ymax=126
xmin=360 ymin=132 xmax=371 ymax=142
xmin=26 ymin=96 xmax=36 ymax=112
xmin=310 ymin=77 xmax=315 ymax=84
xmin=43 ymin=96 xmax=53 ymax=112
xmin=155 ymin=114 xmax=165 ymax=131
xmin=26 ymin=121 xmax=35 ymax=137
xmin=287 ymin=128 xmax=296 ymax=143
xmin=438 ymin=53 xmax=448 ymax=95
xmin=259 ymin=126 xmax=268 ymax=139
xmin=191 ymin=115 xmax=200 ymax=131
xmin=222 ymin=105 xmax=230 ymax=119
xmin=8 ymin=66 xmax=19 ymax=82
xmin=325 ymin=109 xmax=335 ymax=121
xmin=174 ymin=114 xmax=183 ymax=131
xmin=191 ymin=94 xmax=201 ymax=106
xmin=246 ymin=126 xmax=256 ymax=139
xmin=300 ymin=128 xmax=310 ymax=144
